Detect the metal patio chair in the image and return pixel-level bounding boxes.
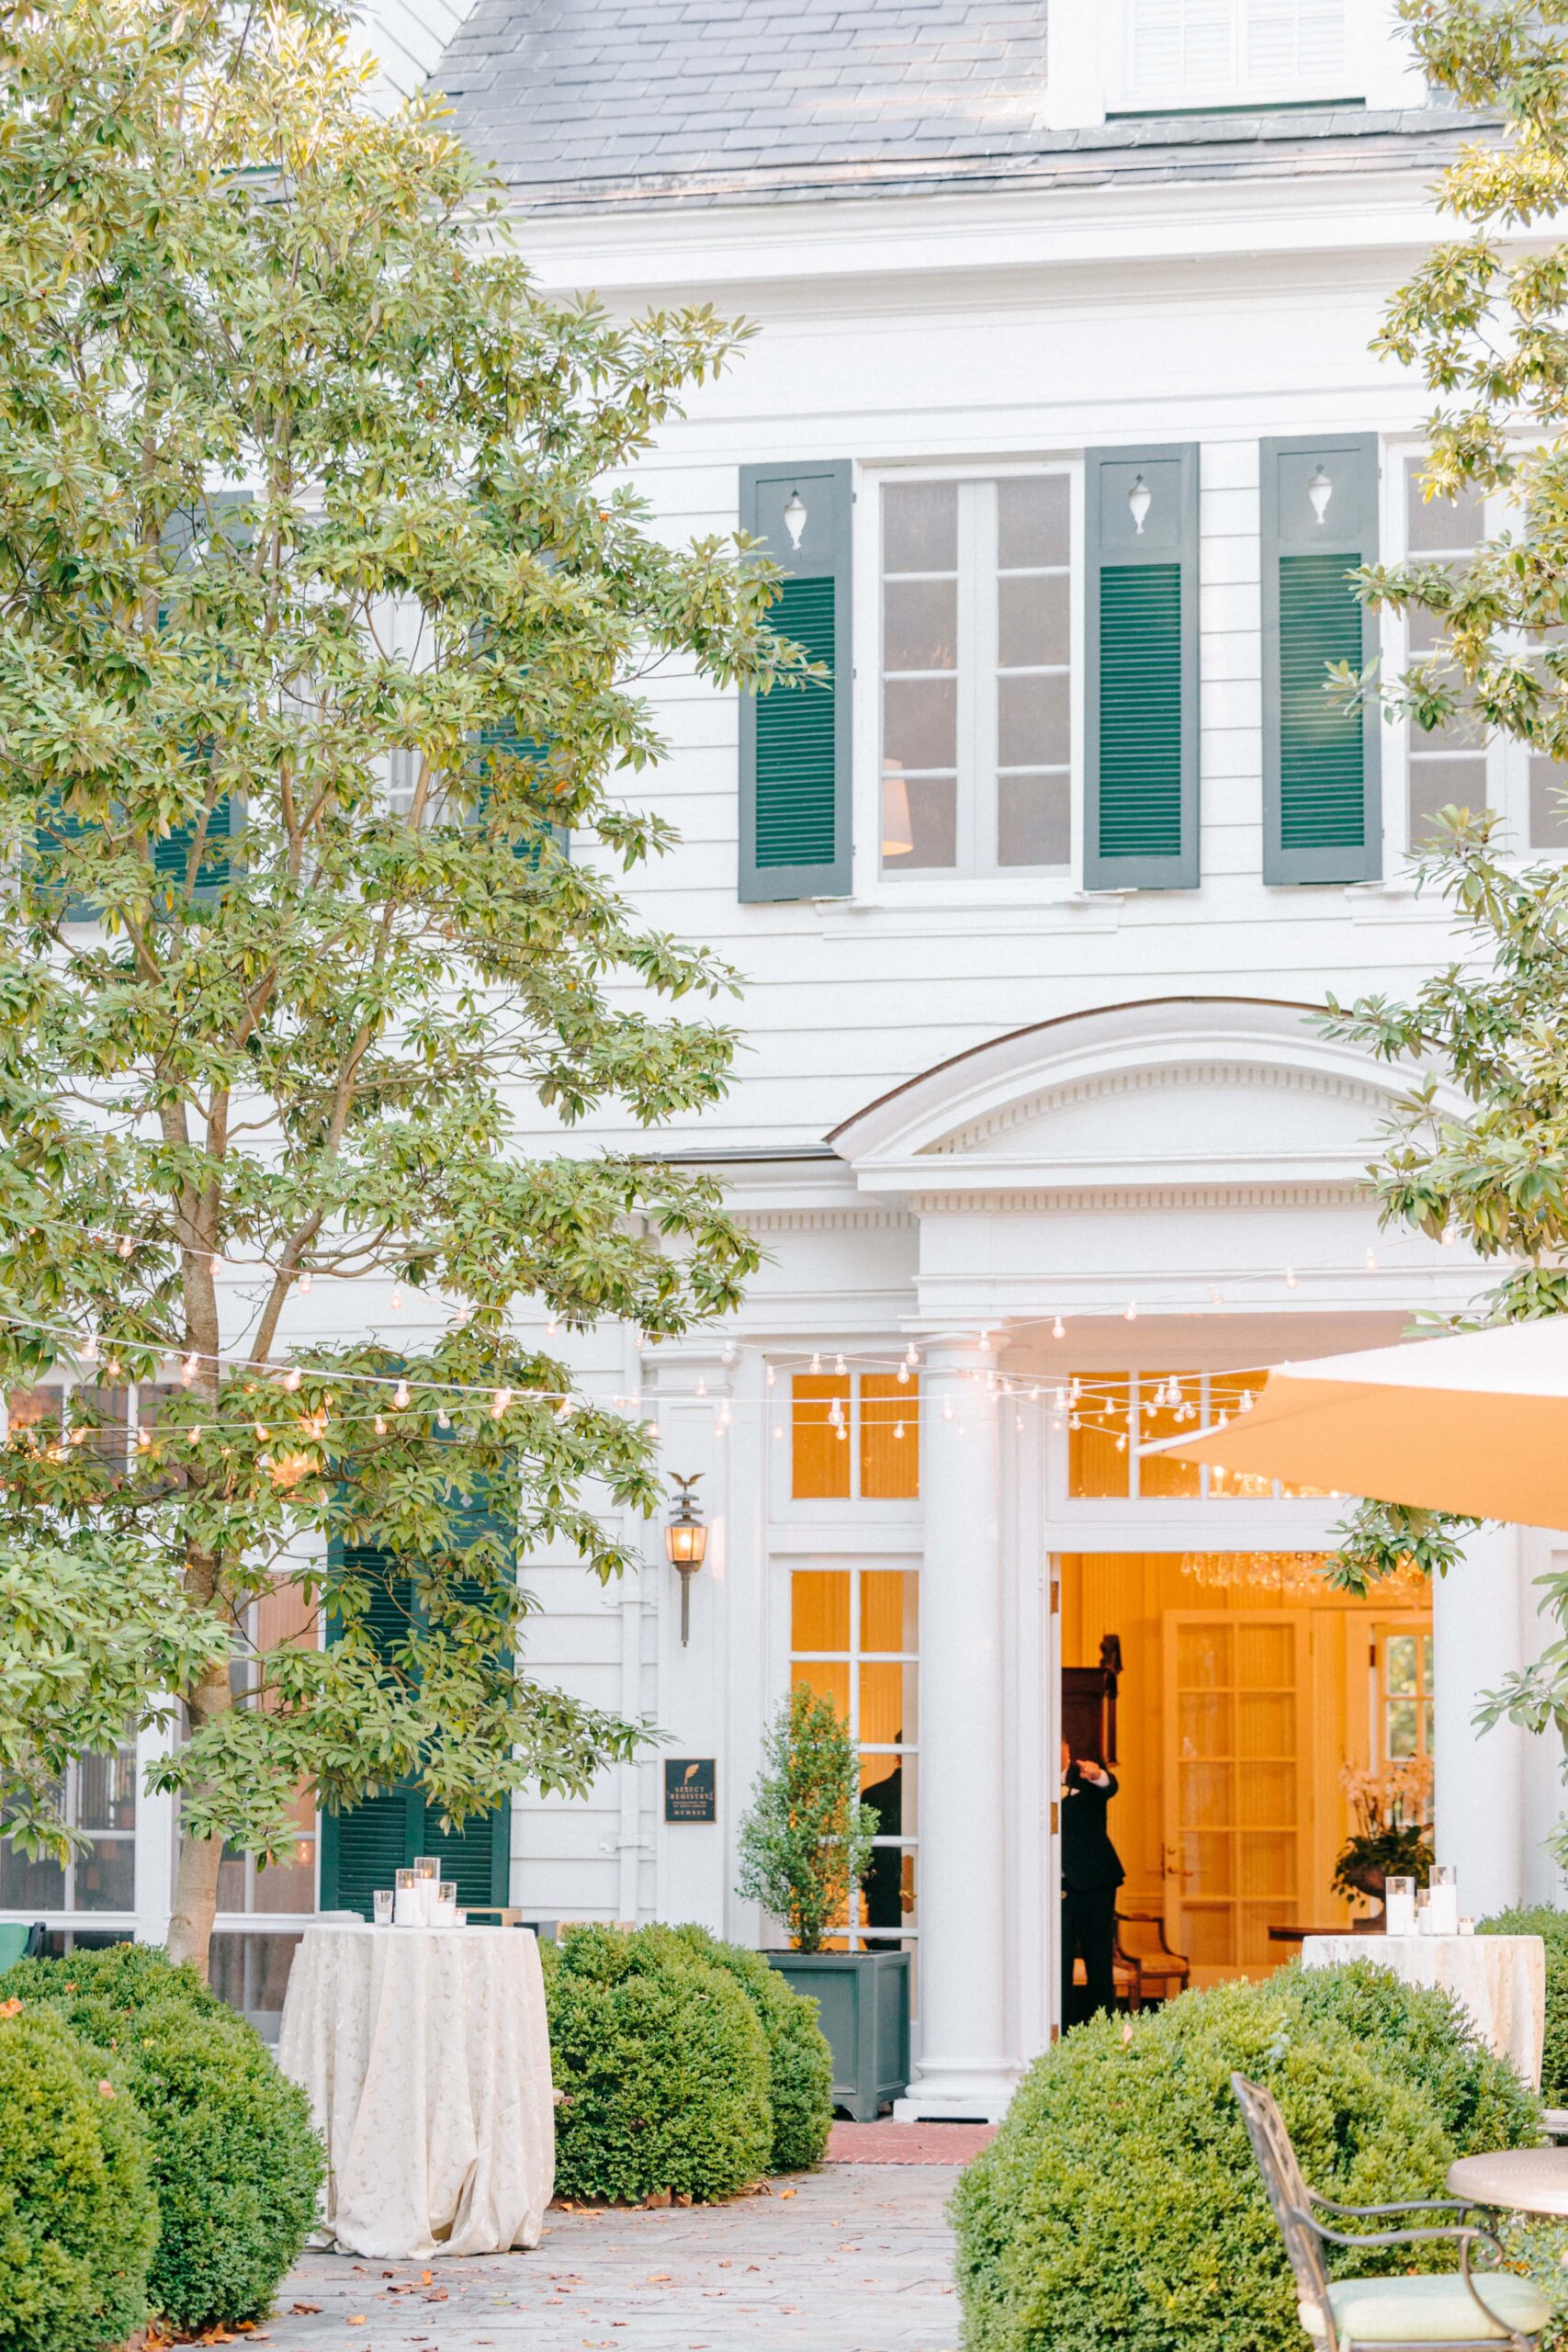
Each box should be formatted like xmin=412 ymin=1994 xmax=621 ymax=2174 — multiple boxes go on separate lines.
xmin=1231 ymin=2074 xmax=1551 ymax=2350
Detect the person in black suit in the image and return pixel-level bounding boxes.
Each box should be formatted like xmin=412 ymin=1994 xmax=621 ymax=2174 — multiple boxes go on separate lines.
xmin=1060 ymin=1738 xmax=1124 ymax=2030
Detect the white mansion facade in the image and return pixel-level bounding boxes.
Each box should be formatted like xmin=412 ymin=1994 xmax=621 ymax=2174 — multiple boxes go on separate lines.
xmin=7 ymin=0 xmax=1568 ymax=2119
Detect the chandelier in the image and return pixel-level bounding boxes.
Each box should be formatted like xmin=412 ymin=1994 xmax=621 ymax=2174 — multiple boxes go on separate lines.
xmin=1178 ymin=1552 xmax=1428 ymax=1600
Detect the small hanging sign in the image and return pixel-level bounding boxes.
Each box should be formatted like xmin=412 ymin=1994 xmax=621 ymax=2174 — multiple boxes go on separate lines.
xmin=664 ymin=1758 xmax=716 ymax=1823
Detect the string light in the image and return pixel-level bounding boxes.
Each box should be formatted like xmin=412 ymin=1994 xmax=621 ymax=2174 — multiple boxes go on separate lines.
xmin=297 ymin=1272 xmax=312 ymax=1295
xmin=1285 ymin=1267 xmax=1298 ymax=1291
xmin=1052 ymin=1317 xmax=1066 ymax=1340
xmin=897 ymin=1362 xmax=909 ymax=1385
xmin=491 ymin=1387 xmax=513 ymax=1420
xmin=373 ymin=1414 xmax=386 ymax=1435
xmin=834 ymin=1351 xmax=847 ymax=1375
xmin=389 ymin=1287 xmax=404 ymax=1310
xmin=1123 ymin=1301 xmax=1137 ymax=1322
xmin=180 ymin=1354 xmax=197 ymax=1386
xmin=810 ymin=1352 xmax=821 ymax=1374
xmin=393 ymin=1379 xmax=411 ymax=1410
xmin=283 ymin=1367 xmax=301 ymax=1392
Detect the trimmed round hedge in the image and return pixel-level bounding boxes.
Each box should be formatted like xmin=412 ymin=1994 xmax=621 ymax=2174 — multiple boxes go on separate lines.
xmin=0 ymin=1948 xmax=322 ymax=2333
xmin=953 ymin=1962 xmax=1542 ymax=2352
xmin=543 ymin=1925 xmax=773 ymax=2203
xmin=667 ymin=1926 xmax=834 ymax=2172
xmin=0 ymin=2002 xmax=158 ymax=2352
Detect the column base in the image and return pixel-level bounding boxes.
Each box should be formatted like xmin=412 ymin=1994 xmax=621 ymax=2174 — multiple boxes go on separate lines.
xmin=893 ymin=2063 xmax=1020 ymax=2124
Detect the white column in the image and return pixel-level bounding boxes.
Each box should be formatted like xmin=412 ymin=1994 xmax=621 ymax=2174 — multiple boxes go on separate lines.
xmin=896 ymin=1339 xmax=1017 ymax=2120
xmin=1433 ymin=1523 xmax=1529 ymax=1919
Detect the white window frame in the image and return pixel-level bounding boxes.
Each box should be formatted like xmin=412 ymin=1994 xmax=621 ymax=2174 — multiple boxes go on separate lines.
xmin=787 ymin=1556 xmax=919 ymax=1952
xmin=1107 ymin=0 xmax=1369 ymax=117
xmin=853 ymin=459 xmax=1085 ymax=907
xmin=1387 ymin=444 xmax=1566 ymax=867
xmin=772 ymin=1364 xmax=923 ymax=1525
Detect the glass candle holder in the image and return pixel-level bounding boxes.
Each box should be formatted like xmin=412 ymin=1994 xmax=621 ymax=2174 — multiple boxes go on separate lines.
xmin=1384 ymin=1875 xmax=1416 ymax=1936
xmin=1416 ymin=1887 xmax=1432 ymax=1936
xmin=435 ymin=1881 xmax=458 ymax=1928
xmin=393 ymin=1867 xmax=420 ymax=1926
xmin=373 ymin=1888 xmax=395 ymax=1927
xmin=1427 ymin=1864 xmax=1460 ymax=1937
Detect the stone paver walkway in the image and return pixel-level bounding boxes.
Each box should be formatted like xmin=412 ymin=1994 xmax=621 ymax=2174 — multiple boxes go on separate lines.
xmin=261 ymin=2165 xmax=963 ymax=2352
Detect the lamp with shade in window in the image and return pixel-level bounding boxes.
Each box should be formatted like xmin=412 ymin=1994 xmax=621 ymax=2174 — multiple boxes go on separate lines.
xmin=882 ymin=759 xmax=913 ymax=858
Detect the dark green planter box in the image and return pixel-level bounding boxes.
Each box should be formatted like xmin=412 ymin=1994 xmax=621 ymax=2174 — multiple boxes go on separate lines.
xmin=765 ymin=1949 xmax=910 ymax=2121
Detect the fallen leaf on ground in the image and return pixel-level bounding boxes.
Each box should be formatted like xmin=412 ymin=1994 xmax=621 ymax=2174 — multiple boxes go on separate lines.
xmin=346 ymin=2319 xmax=366 ymax=2328
xmin=420 ymin=2272 xmax=432 ymax=2286
xmin=288 ymin=2306 xmax=321 ymax=2316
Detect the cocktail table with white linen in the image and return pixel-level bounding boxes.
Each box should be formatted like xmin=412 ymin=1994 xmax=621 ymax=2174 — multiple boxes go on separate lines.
xmin=277 ymin=1923 xmax=555 ymax=2259
xmin=1301 ymin=1933 xmax=1545 ymax=2087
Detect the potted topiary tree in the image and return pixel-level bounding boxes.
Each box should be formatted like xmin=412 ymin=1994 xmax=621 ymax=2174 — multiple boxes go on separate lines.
xmin=736 ymin=1683 xmax=910 ymax=2120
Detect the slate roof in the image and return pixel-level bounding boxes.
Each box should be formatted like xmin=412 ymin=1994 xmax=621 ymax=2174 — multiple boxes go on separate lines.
xmin=433 ymin=0 xmax=1491 ymax=212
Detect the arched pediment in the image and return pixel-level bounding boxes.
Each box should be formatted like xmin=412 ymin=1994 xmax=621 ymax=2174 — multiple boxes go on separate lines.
xmin=828 ymin=997 xmax=1421 ymax=1197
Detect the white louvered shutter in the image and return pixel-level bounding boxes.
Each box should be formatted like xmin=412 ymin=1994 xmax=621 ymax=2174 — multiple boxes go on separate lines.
xmin=1129 ymin=0 xmax=1233 ymax=93
xmin=1245 ymin=0 xmax=1347 ymax=80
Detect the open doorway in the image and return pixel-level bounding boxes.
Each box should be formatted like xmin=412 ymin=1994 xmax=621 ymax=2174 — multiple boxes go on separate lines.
xmin=1059 ymin=1553 xmax=1432 ymax=1991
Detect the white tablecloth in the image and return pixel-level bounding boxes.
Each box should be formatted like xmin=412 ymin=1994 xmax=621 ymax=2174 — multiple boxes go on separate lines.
xmin=277 ymin=1924 xmax=555 ymax=2258
xmin=1302 ymin=1933 xmax=1545 ymax=2088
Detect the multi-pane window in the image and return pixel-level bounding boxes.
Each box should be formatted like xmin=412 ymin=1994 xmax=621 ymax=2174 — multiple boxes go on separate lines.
xmin=1379 ymin=1628 xmax=1435 ymax=1762
xmin=1065 ymin=1372 xmax=1333 ymax=1500
xmin=790 ymin=1373 xmax=919 ymax=1501
xmin=1404 ymin=459 xmax=1488 ymax=851
xmin=790 ymin=1565 xmax=918 ymax=1947
xmin=0 ymin=1747 xmax=137 ymax=1915
xmin=1402 ymin=457 xmax=1568 ymax=854
xmin=216 ymin=1578 xmax=320 ymax=1917
xmin=880 ymin=476 xmax=1072 ymax=876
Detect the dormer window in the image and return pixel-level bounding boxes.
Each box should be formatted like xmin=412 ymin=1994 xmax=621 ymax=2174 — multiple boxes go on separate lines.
xmin=1122 ymin=0 xmax=1352 ymax=113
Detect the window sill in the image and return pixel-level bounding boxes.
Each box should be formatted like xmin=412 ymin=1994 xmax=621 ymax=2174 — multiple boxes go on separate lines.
xmin=819 ymin=881 xmax=1122 ymax=932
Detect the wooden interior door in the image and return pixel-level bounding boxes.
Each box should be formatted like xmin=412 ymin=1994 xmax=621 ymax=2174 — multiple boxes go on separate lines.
xmin=1163 ymin=1612 xmax=1308 ymax=1984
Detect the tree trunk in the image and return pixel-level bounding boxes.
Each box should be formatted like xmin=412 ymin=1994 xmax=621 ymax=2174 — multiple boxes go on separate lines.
xmin=166 ymin=1821 xmax=224 ymax=1977
xmin=164 ymin=1647 xmax=232 ymax=1979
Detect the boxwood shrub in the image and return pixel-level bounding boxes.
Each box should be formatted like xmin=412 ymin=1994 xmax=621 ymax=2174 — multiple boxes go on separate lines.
xmin=543 ymin=1924 xmax=773 ymax=2203
xmin=667 ymin=1925 xmax=834 ymax=2170
xmin=0 ymin=2001 xmax=158 ymax=2352
xmin=0 ymin=1948 xmax=322 ymax=2333
xmin=1483 ymin=1905 xmax=1568 ymax=2106
xmin=953 ymin=1962 xmax=1542 ymax=2352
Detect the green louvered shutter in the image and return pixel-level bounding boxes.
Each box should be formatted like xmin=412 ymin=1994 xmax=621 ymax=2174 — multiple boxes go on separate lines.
xmin=153 ymin=796 xmax=237 ymax=899
xmin=470 ymin=724 xmax=568 ymax=866
xmin=317 ymin=1534 xmax=511 ymax=1918
xmin=1262 ymin=434 xmax=1381 ymax=884
xmin=34 ymin=794 xmax=103 ymax=923
xmin=739 ymin=460 xmax=852 ymax=901
xmin=1085 ymin=445 xmax=1199 ymax=890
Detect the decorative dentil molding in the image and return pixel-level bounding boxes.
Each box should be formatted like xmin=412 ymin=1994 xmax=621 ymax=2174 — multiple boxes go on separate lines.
xmin=927 ymin=1060 xmax=1387 ymax=1157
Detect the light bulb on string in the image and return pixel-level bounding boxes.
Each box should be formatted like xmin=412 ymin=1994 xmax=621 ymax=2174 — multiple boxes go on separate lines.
xmin=894 ymin=1420 xmax=906 ymax=1441
xmin=905 ymin=1345 xmax=919 ymax=1367
xmin=1239 ymin=1389 xmax=1254 ymax=1413
xmin=1052 ymin=1317 xmax=1066 ymax=1340
xmin=491 ymin=1387 xmax=513 ymax=1420
xmin=1123 ymin=1301 xmax=1137 ymax=1322
xmin=393 ymin=1379 xmax=411 ymax=1410
xmin=389 ymin=1287 xmax=404 ymax=1311
xmin=283 ymin=1367 xmax=302 ymax=1393
xmin=810 ymin=1352 xmax=821 ymax=1374
xmin=547 ymin=1316 xmax=558 ymax=1339
xmin=81 ymin=1334 xmax=99 ymax=1366
xmin=942 ymin=1401 xmax=954 ymax=1422
xmin=897 ymin=1362 xmax=909 ymax=1385
xmin=117 ymin=1236 xmax=133 ymax=1260
xmin=834 ymin=1352 xmax=846 ymax=1375
xmin=180 ymin=1354 xmax=197 ymax=1387
xmin=373 ymin=1414 xmax=386 ymax=1436
xmin=1285 ymin=1267 xmax=1298 ymax=1291
xmin=1366 ymin=1248 xmax=1379 ymax=1270
xmin=436 ymin=1408 xmax=451 ymax=1430
xmin=695 ymin=1375 xmax=707 ymax=1398
xmin=765 ymin=1364 xmax=776 ymax=1387
xmin=773 ymin=1423 xmax=784 ymax=1441
xmin=1015 ymin=1415 xmax=1024 ymax=1433
xmin=298 ymin=1272 xmax=312 ymax=1296
xmin=107 ymin=1358 xmax=121 ymax=1380
xmin=1210 ymin=1288 xmax=1224 ymax=1306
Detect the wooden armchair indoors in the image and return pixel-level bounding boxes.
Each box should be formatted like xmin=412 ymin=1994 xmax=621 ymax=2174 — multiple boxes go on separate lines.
xmin=1231 ymin=2074 xmax=1550 ymax=2350
xmin=1113 ymin=1908 xmax=1190 ymax=2006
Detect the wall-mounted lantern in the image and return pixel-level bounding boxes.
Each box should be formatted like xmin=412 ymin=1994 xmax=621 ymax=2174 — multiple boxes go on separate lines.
xmin=664 ymin=1474 xmax=707 ymax=1646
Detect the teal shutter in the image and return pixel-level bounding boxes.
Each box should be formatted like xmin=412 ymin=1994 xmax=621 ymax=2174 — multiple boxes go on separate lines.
xmin=1085 ymin=445 xmax=1200 ymax=890
xmin=1262 ymin=434 xmax=1381 ymax=884
xmin=739 ymin=460 xmax=852 ymax=901
xmin=470 ymin=724 xmax=568 ymax=865
xmin=317 ymin=1534 xmax=512 ymax=1919
xmin=153 ymin=795 xmax=237 ymax=899
xmin=34 ymin=794 xmax=103 ymax=923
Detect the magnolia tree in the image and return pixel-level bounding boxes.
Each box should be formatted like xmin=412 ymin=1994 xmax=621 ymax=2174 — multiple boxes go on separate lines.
xmin=1322 ymin=1 xmax=1568 ymax=1838
xmin=0 ymin=0 xmax=798 ymax=1971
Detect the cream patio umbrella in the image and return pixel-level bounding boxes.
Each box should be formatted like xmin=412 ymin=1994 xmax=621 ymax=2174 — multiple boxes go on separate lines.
xmin=1144 ymin=1317 xmax=1568 ymax=1528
